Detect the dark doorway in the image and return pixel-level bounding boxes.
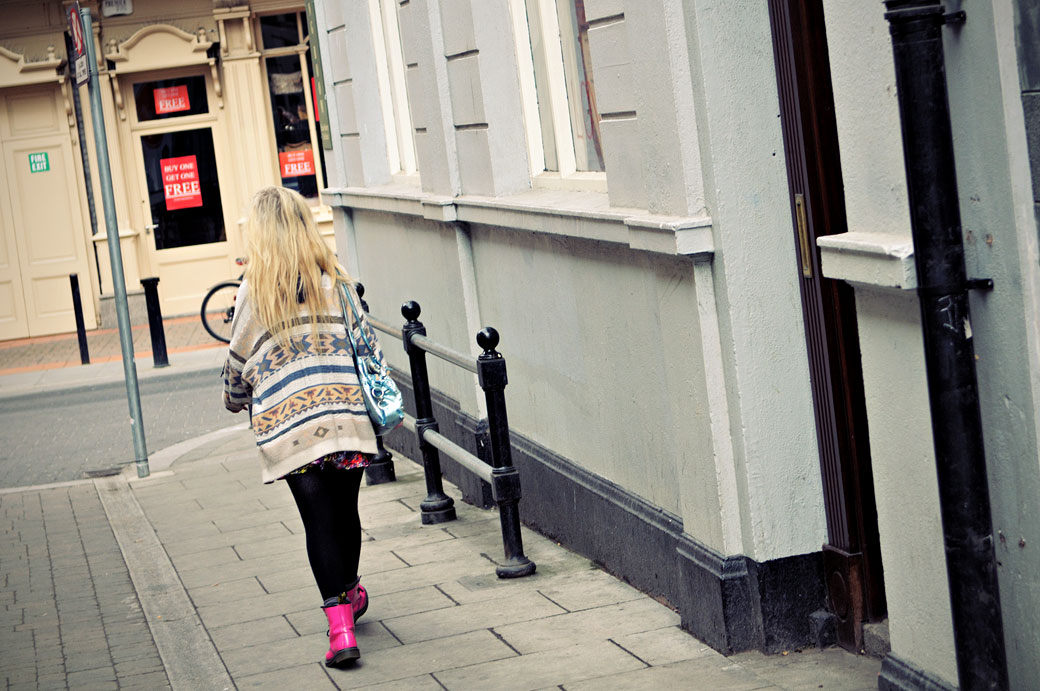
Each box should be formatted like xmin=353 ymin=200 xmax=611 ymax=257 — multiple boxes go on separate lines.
xmin=140 ymin=127 xmax=226 ymax=251
xmin=767 ymin=0 xmax=887 ymax=651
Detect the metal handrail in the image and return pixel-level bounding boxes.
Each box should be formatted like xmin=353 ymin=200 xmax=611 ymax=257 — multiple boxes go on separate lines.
xmin=356 ymin=285 xmax=536 ymax=579
xmin=401 ymin=414 xmax=493 ymax=484
xmin=409 ymin=334 xmax=478 ymax=373
xmin=367 ymin=315 xmax=401 ymax=340
xmin=370 ymin=315 xmax=478 ymax=373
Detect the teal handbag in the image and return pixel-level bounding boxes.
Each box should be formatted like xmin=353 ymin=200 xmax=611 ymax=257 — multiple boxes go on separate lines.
xmin=338 ymin=282 xmax=405 ymax=435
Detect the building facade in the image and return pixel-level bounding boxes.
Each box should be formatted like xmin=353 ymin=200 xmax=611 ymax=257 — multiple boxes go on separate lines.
xmin=309 ymin=1 xmax=1040 ymax=689
xmin=0 ymin=0 xmax=336 ymax=339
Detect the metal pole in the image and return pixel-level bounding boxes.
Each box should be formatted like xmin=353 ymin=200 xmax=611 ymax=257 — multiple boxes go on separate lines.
xmin=82 ymin=9 xmax=149 ymax=478
xmin=140 ymin=278 xmax=168 ymax=368
xmin=884 ymin=3 xmax=1007 ymax=688
xmin=475 ymin=328 xmax=535 ymax=578
xmin=356 ymin=283 xmax=396 ymax=485
xmin=401 ymin=301 xmax=455 ymax=524
xmin=69 ymin=274 xmax=90 ymax=365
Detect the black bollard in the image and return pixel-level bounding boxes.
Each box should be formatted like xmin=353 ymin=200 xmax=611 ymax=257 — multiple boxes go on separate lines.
xmin=140 ymin=277 xmax=168 ymax=367
xmin=356 ymin=282 xmax=396 ymax=485
xmin=69 ymin=274 xmax=90 ymax=365
xmin=476 ymin=327 xmax=536 ymax=578
xmin=401 ymin=301 xmax=456 ymax=524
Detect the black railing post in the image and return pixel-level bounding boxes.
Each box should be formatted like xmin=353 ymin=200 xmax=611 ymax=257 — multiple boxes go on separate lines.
xmin=884 ymin=3 xmax=1008 ymax=690
xmin=476 ymin=328 xmax=536 ymax=578
xmin=356 ymin=282 xmax=396 ymax=485
xmin=401 ymin=301 xmax=456 ymax=524
xmin=140 ymin=277 xmax=168 ymax=367
xmin=69 ymin=274 xmax=90 ymax=365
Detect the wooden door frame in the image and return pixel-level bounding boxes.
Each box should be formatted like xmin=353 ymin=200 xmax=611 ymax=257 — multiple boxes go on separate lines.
xmin=0 ymin=118 xmax=29 ymax=340
xmin=0 ymin=82 xmax=99 ymax=337
xmin=767 ymin=0 xmax=887 ymax=651
xmin=121 ymin=66 xmax=242 ymax=313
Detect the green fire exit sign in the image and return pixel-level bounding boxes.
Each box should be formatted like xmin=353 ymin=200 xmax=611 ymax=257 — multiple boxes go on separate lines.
xmin=28 ymin=152 xmax=49 ymax=173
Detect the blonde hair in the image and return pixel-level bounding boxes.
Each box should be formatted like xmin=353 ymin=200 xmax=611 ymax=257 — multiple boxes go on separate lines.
xmin=244 ymin=186 xmax=350 ymax=347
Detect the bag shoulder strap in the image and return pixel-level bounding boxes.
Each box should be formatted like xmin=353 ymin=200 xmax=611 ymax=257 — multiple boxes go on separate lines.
xmin=337 ymin=281 xmax=374 ymax=355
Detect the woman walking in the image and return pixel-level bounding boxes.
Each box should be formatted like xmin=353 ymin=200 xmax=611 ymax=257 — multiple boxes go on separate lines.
xmin=222 ymin=186 xmax=384 ymax=667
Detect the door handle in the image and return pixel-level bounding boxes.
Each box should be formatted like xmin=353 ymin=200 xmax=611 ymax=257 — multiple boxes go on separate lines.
xmin=145 ymin=223 xmax=158 ymax=235
xmin=795 ymin=194 xmax=812 ymax=279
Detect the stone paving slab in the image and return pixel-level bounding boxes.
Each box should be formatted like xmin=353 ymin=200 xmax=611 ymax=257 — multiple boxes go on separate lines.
xmin=0 ymin=484 xmax=171 ymax=691
xmin=564 ymin=655 xmax=774 ymax=691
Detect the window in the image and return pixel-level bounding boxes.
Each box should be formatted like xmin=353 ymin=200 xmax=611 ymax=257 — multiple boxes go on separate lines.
xmin=133 ymin=76 xmax=209 ymax=121
xmin=373 ymin=0 xmax=417 ymax=176
xmin=141 ymin=128 xmax=226 ymax=250
xmin=257 ymin=11 xmax=328 ymax=200
xmin=513 ymin=0 xmax=605 ymax=178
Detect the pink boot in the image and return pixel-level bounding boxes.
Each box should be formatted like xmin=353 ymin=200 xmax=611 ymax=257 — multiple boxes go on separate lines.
xmin=348 ymin=577 xmax=368 ymax=622
xmin=322 ymin=598 xmax=360 ymax=667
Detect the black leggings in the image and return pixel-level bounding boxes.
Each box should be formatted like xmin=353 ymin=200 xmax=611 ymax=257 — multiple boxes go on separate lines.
xmin=285 ymin=465 xmax=364 ymax=602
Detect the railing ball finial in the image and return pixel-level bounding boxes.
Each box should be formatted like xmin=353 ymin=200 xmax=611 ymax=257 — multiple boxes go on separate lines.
xmin=402 ymin=300 xmax=422 ymax=322
xmin=477 ymin=327 xmax=500 ymax=356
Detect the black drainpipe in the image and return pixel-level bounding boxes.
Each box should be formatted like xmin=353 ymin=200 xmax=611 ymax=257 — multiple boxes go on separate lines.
xmin=883 ymin=2 xmax=1008 ymax=689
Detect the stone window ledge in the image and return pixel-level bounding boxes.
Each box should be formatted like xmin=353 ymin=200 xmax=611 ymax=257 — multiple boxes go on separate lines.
xmin=322 ymin=185 xmax=714 ymax=258
xmin=817 ymin=231 xmax=917 ymax=290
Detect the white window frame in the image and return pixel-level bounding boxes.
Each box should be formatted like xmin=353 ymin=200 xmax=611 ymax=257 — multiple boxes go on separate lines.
xmin=510 ymin=0 xmax=606 ymax=192
xmin=371 ymin=0 xmax=418 ymax=179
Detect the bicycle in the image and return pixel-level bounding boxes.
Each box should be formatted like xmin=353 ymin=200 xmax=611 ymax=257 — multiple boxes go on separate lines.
xmin=201 ymin=258 xmax=244 ymax=343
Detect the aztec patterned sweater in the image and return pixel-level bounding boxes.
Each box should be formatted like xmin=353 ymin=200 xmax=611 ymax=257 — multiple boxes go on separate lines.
xmin=222 ymin=275 xmax=381 ymax=483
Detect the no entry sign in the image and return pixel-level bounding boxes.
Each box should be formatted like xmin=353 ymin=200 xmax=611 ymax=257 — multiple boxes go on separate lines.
xmin=160 ymin=155 xmax=203 ymax=210
xmin=67 ymin=3 xmax=89 ymax=86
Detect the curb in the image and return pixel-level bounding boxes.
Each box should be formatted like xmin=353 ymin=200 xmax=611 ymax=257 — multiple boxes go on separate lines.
xmin=146 ymin=422 xmax=252 ymax=473
xmin=95 ymin=474 xmax=234 ymax=691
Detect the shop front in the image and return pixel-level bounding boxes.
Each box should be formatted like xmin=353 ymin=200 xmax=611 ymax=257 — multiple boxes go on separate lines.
xmin=0 ymin=0 xmax=333 ymax=338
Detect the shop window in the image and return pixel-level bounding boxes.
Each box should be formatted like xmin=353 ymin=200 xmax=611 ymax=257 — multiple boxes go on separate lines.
xmin=513 ymin=0 xmax=605 ymax=176
xmin=133 ymin=76 xmax=209 ymax=122
xmin=375 ymin=0 xmax=417 ymax=176
xmin=141 ymin=128 xmax=226 ymax=250
xmin=258 ymin=10 xmax=328 ymax=200
xmin=261 ymin=13 xmax=301 ymax=49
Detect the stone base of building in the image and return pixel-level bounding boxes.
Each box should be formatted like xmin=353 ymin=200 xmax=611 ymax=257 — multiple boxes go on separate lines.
xmin=384 ymin=377 xmax=825 ymax=656
xmin=879 ymin=653 xmax=956 ymax=691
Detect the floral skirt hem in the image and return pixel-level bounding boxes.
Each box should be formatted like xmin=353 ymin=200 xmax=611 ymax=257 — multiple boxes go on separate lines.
xmin=282 ymin=450 xmax=372 ymax=478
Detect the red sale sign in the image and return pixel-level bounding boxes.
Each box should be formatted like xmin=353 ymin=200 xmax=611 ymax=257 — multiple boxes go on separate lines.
xmin=160 ymin=155 xmax=203 ymax=210
xmin=279 ymin=149 xmax=315 ymax=178
xmin=154 ymin=85 xmax=190 ymax=114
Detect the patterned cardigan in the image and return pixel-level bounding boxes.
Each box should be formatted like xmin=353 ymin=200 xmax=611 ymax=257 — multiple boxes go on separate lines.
xmin=222 ymin=275 xmax=382 ymax=483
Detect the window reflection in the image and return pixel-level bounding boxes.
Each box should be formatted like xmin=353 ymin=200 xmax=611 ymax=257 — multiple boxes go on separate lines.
xmin=522 ymin=0 xmax=605 ymax=173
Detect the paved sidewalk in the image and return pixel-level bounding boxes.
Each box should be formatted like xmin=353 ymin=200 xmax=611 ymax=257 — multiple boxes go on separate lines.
xmin=0 ymin=316 xmax=221 ymax=377
xmin=2 ymin=421 xmax=881 ymax=689
xmin=0 ymin=483 xmax=169 ymax=690
xmin=0 ymin=336 xmax=226 ymax=402
xmin=0 ymin=329 xmax=883 ymax=689
xmin=0 ymin=316 xmax=225 ymax=401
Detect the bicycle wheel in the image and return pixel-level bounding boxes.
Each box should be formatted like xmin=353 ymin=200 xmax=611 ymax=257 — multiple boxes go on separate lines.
xmin=201 ymin=281 xmax=241 ymax=343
